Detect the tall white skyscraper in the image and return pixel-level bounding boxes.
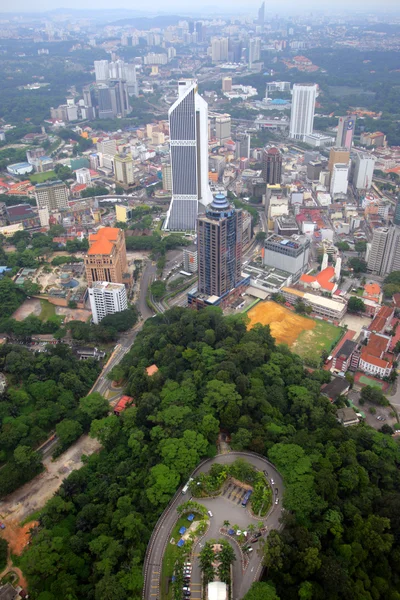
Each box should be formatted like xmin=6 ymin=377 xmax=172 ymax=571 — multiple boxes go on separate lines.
xmin=94 ymin=60 xmax=110 ymax=82
xmin=353 ymin=153 xmax=376 ymax=190
xmin=249 ymin=38 xmax=261 ymax=67
xmin=88 ymin=281 xmax=128 ymax=324
xmin=164 ymin=80 xmax=212 ymax=231
xmin=367 ymin=226 xmax=400 ymax=276
xmin=211 ymin=38 xmax=229 ymax=63
xmin=289 ymin=83 xmax=317 ymax=141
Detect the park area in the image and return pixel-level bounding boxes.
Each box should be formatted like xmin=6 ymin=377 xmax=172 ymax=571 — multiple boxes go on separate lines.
xmin=247 ymin=301 xmax=343 ymax=364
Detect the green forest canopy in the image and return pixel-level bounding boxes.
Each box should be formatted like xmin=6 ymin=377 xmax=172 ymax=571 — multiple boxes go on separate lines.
xmin=18 ymin=307 xmax=400 ymax=600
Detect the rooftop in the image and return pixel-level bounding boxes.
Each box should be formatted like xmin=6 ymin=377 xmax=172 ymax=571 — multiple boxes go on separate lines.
xmin=321 ymin=377 xmax=350 ymax=401
xmin=88 ymin=227 xmax=120 ymax=256
xmin=334 ymin=339 xmax=357 ymax=360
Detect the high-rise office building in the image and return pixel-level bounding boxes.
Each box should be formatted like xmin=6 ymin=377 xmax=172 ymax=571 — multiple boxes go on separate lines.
xmin=195 ymin=21 xmax=203 ymax=42
xmin=235 ymin=132 xmax=251 ymax=159
xmin=222 ymin=77 xmax=232 ymax=92
xmin=83 ymin=85 xmax=93 ymax=107
xmin=248 ymin=38 xmax=261 ymax=67
xmin=164 ymin=80 xmax=212 ymax=231
xmin=262 ymin=147 xmax=282 ymax=184
xmin=85 ymin=227 xmax=128 ymax=286
xmin=211 ymin=37 xmax=229 ymax=63
xmin=394 ymin=199 xmax=400 ymax=226
xmin=114 ymin=153 xmax=135 ymax=186
xmin=35 ymin=180 xmax=69 ymax=211
xmin=88 ymin=281 xmax=128 ymax=324
xmin=216 ymin=115 xmax=231 ymax=143
xmin=76 ymin=168 xmax=91 ymax=185
xmin=258 ymin=1 xmax=265 ymax=27
xmin=162 ymin=163 xmax=172 ymax=192
xmin=328 ymin=146 xmax=350 ymax=173
xmin=353 ymin=153 xmax=376 ymax=190
xmin=197 ymin=193 xmax=243 ymax=298
xmin=263 ymin=233 xmax=310 ymax=279
xmin=97 ymin=84 xmax=114 ymax=120
xmin=289 ymin=84 xmax=317 ymax=141
xmin=368 ymin=226 xmax=400 ymax=276
xmin=94 ymin=60 xmax=110 ymax=82
xmin=330 ymin=164 xmax=349 ymax=196
xmin=336 ymin=115 xmax=356 ymax=150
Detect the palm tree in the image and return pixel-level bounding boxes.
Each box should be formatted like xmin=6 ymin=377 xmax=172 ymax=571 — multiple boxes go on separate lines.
xmin=223 ymin=520 xmax=230 ymax=529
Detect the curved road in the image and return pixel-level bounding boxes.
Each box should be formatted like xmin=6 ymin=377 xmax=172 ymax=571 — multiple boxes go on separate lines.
xmin=143 ymin=451 xmax=284 ymax=600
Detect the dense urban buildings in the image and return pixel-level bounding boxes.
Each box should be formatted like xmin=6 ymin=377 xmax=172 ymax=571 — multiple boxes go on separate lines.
xmin=164 ymin=80 xmax=212 ymax=231
xmin=88 ymin=281 xmax=128 ymax=324
xmin=197 ymin=193 xmax=243 ymax=297
xmin=289 ymin=84 xmax=317 ymax=141
xmin=85 ymin=227 xmax=128 ymax=285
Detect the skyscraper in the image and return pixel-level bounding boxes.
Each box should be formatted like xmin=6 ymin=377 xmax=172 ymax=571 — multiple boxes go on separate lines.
xmin=88 ymin=281 xmax=128 ymax=324
xmin=164 ymin=80 xmax=212 ymax=231
xmin=114 ymin=153 xmax=135 ymax=186
xmin=197 ymin=193 xmax=243 ymax=297
xmin=353 ymin=153 xmax=376 ymax=190
xmin=262 ymin=147 xmax=282 ymax=184
xmin=211 ymin=38 xmax=229 ymax=63
xmin=328 ymin=147 xmax=350 ymax=173
xmin=248 ymin=38 xmax=261 ymax=67
xmin=258 ymin=2 xmax=265 ymax=27
xmin=85 ymin=227 xmax=127 ymax=286
xmin=367 ymin=226 xmax=400 ymax=276
xmin=336 ymin=115 xmax=356 ymax=150
xmin=394 ymin=199 xmax=400 ymax=226
xmin=94 ymin=60 xmax=110 ymax=82
xmin=289 ymin=84 xmax=317 ymax=141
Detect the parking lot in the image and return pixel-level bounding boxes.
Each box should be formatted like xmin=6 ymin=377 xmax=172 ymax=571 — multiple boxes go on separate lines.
xmin=221 ymin=482 xmax=250 ymax=506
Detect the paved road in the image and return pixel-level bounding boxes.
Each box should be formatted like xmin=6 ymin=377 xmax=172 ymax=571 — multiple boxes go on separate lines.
xmin=143 ymin=452 xmax=284 ymax=600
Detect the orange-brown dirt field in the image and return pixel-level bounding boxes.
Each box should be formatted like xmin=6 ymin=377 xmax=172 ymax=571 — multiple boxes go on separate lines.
xmin=247 ymin=301 xmax=315 ymax=346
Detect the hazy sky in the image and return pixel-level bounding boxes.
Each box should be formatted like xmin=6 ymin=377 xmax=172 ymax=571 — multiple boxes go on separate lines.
xmin=3 ymin=0 xmax=400 ymax=13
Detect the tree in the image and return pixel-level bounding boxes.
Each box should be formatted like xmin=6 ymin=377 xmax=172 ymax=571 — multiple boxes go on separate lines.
xmin=90 ymin=416 xmax=121 ymax=449
xmin=79 ymin=393 xmax=109 ymax=422
xmin=348 ymin=258 xmax=367 ymax=273
xmin=56 ymin=419 xmax=83 ymax=447
xmin=146 ymin=464 xmax=179 ymax=507
xmin=150 ymin=280 xmax=166 ymax=300
xmin=348 ymin=296 xmax=366 ymax=313
xmin=243 ymin=582 xmax=280 ymax=600
xmin=13 ymin=445 xmax=41 ymax=470
xmin=0 ymin=538 xmax=8 ymax=572
xmin=256 ymin=232 xmax=267 ymax=242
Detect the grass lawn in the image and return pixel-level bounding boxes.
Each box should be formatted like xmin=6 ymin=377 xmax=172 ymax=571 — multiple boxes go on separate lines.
xmin=293 ymin=320 xmax=344 ymax=362
xmin=161 ymin=514 xmax=200 ymax=600
xmin=39 ymin=299 xmax=56 ymax=321
xmin=359 ymin=375 xmax=384 ymax=389
xmin=29 ymin=171 xmax=56 ymax=183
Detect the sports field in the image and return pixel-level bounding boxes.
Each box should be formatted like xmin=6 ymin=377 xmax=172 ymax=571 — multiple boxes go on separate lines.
xmin=358 ymin=375 xmax=384 ymax=389
xmin=247 ymin=301 xmax=343 ymax=361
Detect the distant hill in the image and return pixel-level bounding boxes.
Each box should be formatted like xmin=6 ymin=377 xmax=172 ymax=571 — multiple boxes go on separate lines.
xmin=110 ymin=15 xmax=184 ymax=27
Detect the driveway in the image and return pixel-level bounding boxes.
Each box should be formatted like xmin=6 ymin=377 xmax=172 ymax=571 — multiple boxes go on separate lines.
xmin=143 ymin=451 xmax=284 ymax=600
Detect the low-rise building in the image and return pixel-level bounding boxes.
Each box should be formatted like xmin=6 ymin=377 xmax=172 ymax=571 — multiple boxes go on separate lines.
xmin=321 ymin=377 xmax=350 ymax=402
xmin=359 ymin=333 xmax=393 ymax=378
xmin=331 ymin=340 xmax=358 ymax=373
xmin=282 ymin=287 xmax=347 ymax=320
xmin=337 ymin=407 xmax=360 ymax=427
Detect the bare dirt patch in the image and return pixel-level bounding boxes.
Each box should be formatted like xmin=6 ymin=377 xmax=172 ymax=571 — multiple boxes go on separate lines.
xmin=55 ymin=306 xmax=91 ymax=323
xmin=12 ymin=298 xmax=42 ymax=321
xmin=247 ymin=301 xmax=315 ymax=346
xmin=1 ymin=521 xmax=38 ymax=555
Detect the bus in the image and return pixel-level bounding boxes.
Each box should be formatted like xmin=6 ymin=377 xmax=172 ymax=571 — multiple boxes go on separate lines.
xmin=242 ymin=490 xmax=252 ymax=507
xmin=179 ymin=271 xmax=192 ymax=277
xmin=182 ymin=477 xmax=193 ymax=494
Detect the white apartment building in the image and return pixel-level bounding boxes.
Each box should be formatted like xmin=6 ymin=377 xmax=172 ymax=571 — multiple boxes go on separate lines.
xmin=75 ymin=168 xmax=91 ymax=185
xmin=88 ymin=281 xmax=128 ymax=324
xmin=353 ymin=153 xmax=376 ymax=190
xmin=330 ymin=163 xmax=349 ymax=196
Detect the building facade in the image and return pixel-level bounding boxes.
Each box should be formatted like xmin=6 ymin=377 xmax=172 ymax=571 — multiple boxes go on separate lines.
xmin=35 ymin=180 xmax=69 ymax=211
xmin=263 ymin=234 xmax=310 ymax=279
xmin=88 ymin=281 xmax=128 ymax=324
xmin=336 ymin=115 xmax=356 ymax=150
xmin=330 ymin=163 xmax=349 ymax=196
xmin=367 ymin=226 xmax=400 ymax=276
xmin=353 ymin=153 xmax=376 ymax=190
xmin=114 ymin=153 xmax=135 ymax=185
xmin=164 ymin=80 xmax=212 ymax=231
xmin=84 ymin=227 xmax=128 ymax=286
xmin=197 ymin=193 xmax=243 ymax=297
xmin=262 ymin=147 xmax=282 ymax=184
xmin=289 ymin=83 xmax=317 ymax=141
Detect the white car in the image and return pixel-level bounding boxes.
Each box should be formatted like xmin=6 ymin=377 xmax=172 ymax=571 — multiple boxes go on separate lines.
xmin=208 ymin=510 xmax=213 ymax=518
xmin=275 ymin=498 xmax=279 ymax=505
xmin=271 ymin=478 xmax=275 ymax=485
